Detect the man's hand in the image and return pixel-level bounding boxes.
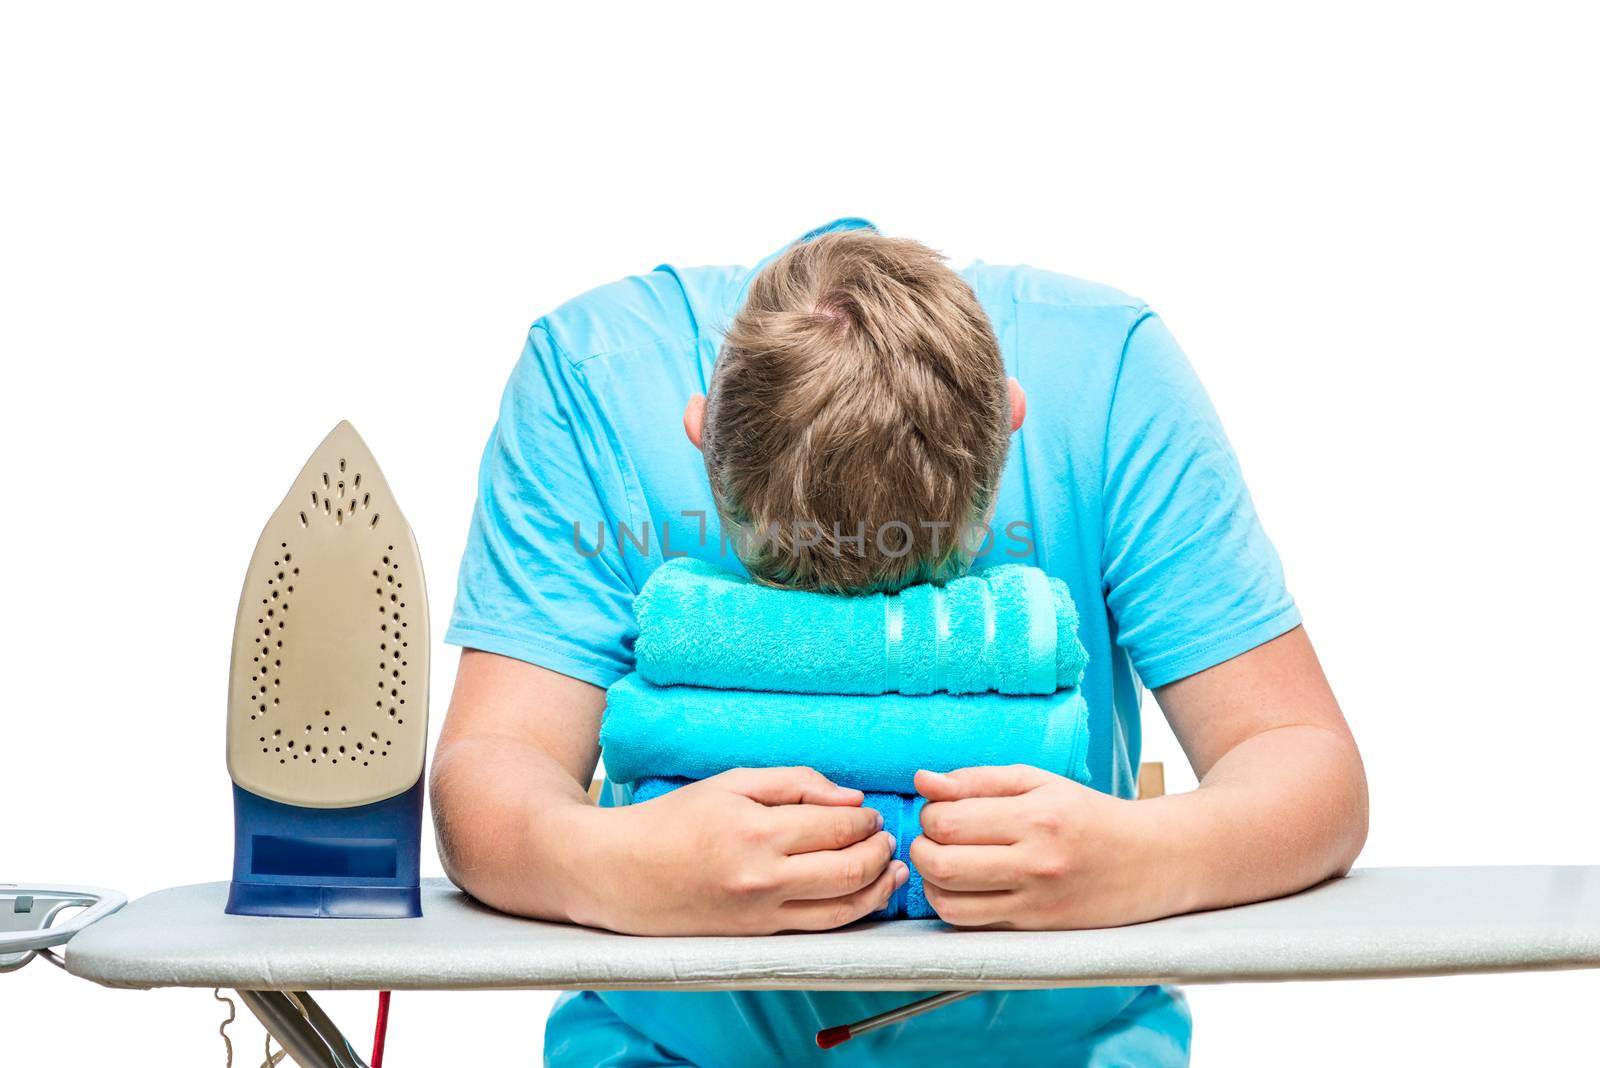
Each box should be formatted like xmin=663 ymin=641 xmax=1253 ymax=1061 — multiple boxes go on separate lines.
xmin=910 ymin=765 xmax=1163 ymax=930
xmin=432 ymin=652 xmax=905 ymax=937
xmin=578 ymin=767 xmax=907 ymax=936
xmin=909 ymin=628 xmax=1367 ymax=931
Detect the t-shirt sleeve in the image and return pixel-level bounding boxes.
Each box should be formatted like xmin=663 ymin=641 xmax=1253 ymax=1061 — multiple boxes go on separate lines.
xmin=1101 ymin=311 xmax=1301 ymax=689
xmin=444 ymin=324 xmax=638 ymax=688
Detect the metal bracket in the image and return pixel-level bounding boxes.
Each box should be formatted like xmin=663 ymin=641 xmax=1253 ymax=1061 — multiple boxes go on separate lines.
xmin=238 ymin=989 xmax=371 ymax=1068
xmin=0 ymin=884 xmax=127 ymax=973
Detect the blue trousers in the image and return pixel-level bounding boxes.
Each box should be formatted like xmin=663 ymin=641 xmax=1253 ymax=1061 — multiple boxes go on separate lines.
xmin=545 ymin=986 xmax=1191 ymax=1067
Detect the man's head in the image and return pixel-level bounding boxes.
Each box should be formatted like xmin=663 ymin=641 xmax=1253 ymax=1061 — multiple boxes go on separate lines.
xmin=684 ymin=230 xmax=1025 ymax=594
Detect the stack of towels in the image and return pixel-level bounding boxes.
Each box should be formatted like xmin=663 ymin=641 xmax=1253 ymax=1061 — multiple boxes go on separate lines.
xmin=600 ymin=557 xmax=1093 ymax=919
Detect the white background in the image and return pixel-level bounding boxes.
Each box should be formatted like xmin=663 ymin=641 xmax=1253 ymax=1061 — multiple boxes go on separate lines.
xmin=3 ymin=2 xmax=1596 ymax=1064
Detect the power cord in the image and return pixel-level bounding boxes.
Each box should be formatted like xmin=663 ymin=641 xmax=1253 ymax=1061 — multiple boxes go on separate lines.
xmin=213 ymin=989 xmax=236 ymax=1067
xmin=372 ymin=990 xmax=392 ymax=1067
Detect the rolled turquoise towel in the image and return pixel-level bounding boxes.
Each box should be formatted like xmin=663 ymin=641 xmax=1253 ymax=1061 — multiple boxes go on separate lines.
xmin=632 ymin=777 xmax=932 ymax=919
xmin=600 ymin=673 xmax=1092 ymax=794
xmin=633 ymin=559 xmax=1088 ymax=695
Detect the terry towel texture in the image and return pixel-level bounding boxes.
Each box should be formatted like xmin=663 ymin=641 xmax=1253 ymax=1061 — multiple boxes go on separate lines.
xmin=604 ymin=563 xmax=1093 ymax=920
xmin=632 ymin=777 xmax=934 ymax=918
xmin=601 ymin=673 xmax=1092 ymax=794
xmin=634 ymin=558 xmax=1088 ymax=695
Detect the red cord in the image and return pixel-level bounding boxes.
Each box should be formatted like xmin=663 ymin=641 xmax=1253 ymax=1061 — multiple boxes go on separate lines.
xmin=371 ymin=990 xmax=391 ymax=1068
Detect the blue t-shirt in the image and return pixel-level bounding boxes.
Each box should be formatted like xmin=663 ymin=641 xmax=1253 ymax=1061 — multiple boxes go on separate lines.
xmin=447 ymin=217 xmax=1299 ymax=1066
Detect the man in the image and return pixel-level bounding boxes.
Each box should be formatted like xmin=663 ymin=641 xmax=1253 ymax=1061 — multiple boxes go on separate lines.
xmin=432 ymin=217 xmax=1367 ymax=1065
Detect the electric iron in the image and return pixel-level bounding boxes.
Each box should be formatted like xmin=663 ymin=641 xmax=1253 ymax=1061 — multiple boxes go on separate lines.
xmin=225 ymin=421 xmax=429 ymax=918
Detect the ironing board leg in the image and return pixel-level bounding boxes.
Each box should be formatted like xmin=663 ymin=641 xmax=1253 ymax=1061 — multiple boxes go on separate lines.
xmin=238 ymin=989 xmax=370 ymax=1068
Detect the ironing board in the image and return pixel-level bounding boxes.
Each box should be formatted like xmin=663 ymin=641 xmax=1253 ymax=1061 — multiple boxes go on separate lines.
xmin=57 ymin=865 xmax=1600 ymax=1065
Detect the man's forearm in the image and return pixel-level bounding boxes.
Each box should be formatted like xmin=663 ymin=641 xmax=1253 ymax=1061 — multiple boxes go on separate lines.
xmin=1143 ymin=723 xmax=1368 ymax=917
xmin=911 ymin=715 xmax=1367 ymax=931
xmin=431 ymin=652 xmax=902 ymax=935
xmin=430 ymin=732 xmax=598 ymax=921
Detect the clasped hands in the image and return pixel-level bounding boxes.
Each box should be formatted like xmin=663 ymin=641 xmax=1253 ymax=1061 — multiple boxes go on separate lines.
xmin=599 ymin=763 xmax=1163 ymax=935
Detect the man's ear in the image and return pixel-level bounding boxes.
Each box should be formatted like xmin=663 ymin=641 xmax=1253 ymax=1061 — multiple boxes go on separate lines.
xmin=1008 ymin=378 xmax=1026 ymax=432
xmin=683 ymin=394 xmax=707 ymax=449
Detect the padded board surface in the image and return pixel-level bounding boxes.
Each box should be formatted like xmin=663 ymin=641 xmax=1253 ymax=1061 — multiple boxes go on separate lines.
xmin=227 ymin=421 xmax=429 ymax=808
xmin=66 ymin=867 xmax=1600 ymax=992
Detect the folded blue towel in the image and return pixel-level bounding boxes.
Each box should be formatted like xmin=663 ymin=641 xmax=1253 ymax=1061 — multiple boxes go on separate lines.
xmin=601 ymin=673 xmax=1092 ymax=794
xmin=634 ymin=559 xmax=1088 ymax=696
xmin=631 ymin=777 xmax=933 ymax=919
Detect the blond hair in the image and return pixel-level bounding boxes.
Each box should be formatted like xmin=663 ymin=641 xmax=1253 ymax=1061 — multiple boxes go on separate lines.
xmin=703 ymin=230 xmax=1010 ymax=594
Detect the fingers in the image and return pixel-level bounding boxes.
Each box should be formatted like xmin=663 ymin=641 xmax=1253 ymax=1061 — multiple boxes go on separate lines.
xmin=781 ymin=830 xmax=897 ymax=899
xmin=776 ymin=860 xmax=910 ymax=931
xmin=923 ymin=884 xmax=1019 ymax=929
xmin=909 ymin=838 xmax=1021 ymax=892
xmin=915 ymin=764 xmax=1055 ymax=801
xmin=717 ymin=766 xmax=865 ymax=807
xmin=768 ymin=802 xmax=883 ymax=853
xmin=919 ymin=797 xmax=1023 ymax=845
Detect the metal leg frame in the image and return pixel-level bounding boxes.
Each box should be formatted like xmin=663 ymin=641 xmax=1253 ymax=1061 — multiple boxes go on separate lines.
xmin=238 ymin=989 xmax=370 ymax=1068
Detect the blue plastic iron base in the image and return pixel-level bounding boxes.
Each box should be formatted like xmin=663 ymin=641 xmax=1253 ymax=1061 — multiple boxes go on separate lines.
xmin=226 ymin=779 xmax=424 ymax=918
